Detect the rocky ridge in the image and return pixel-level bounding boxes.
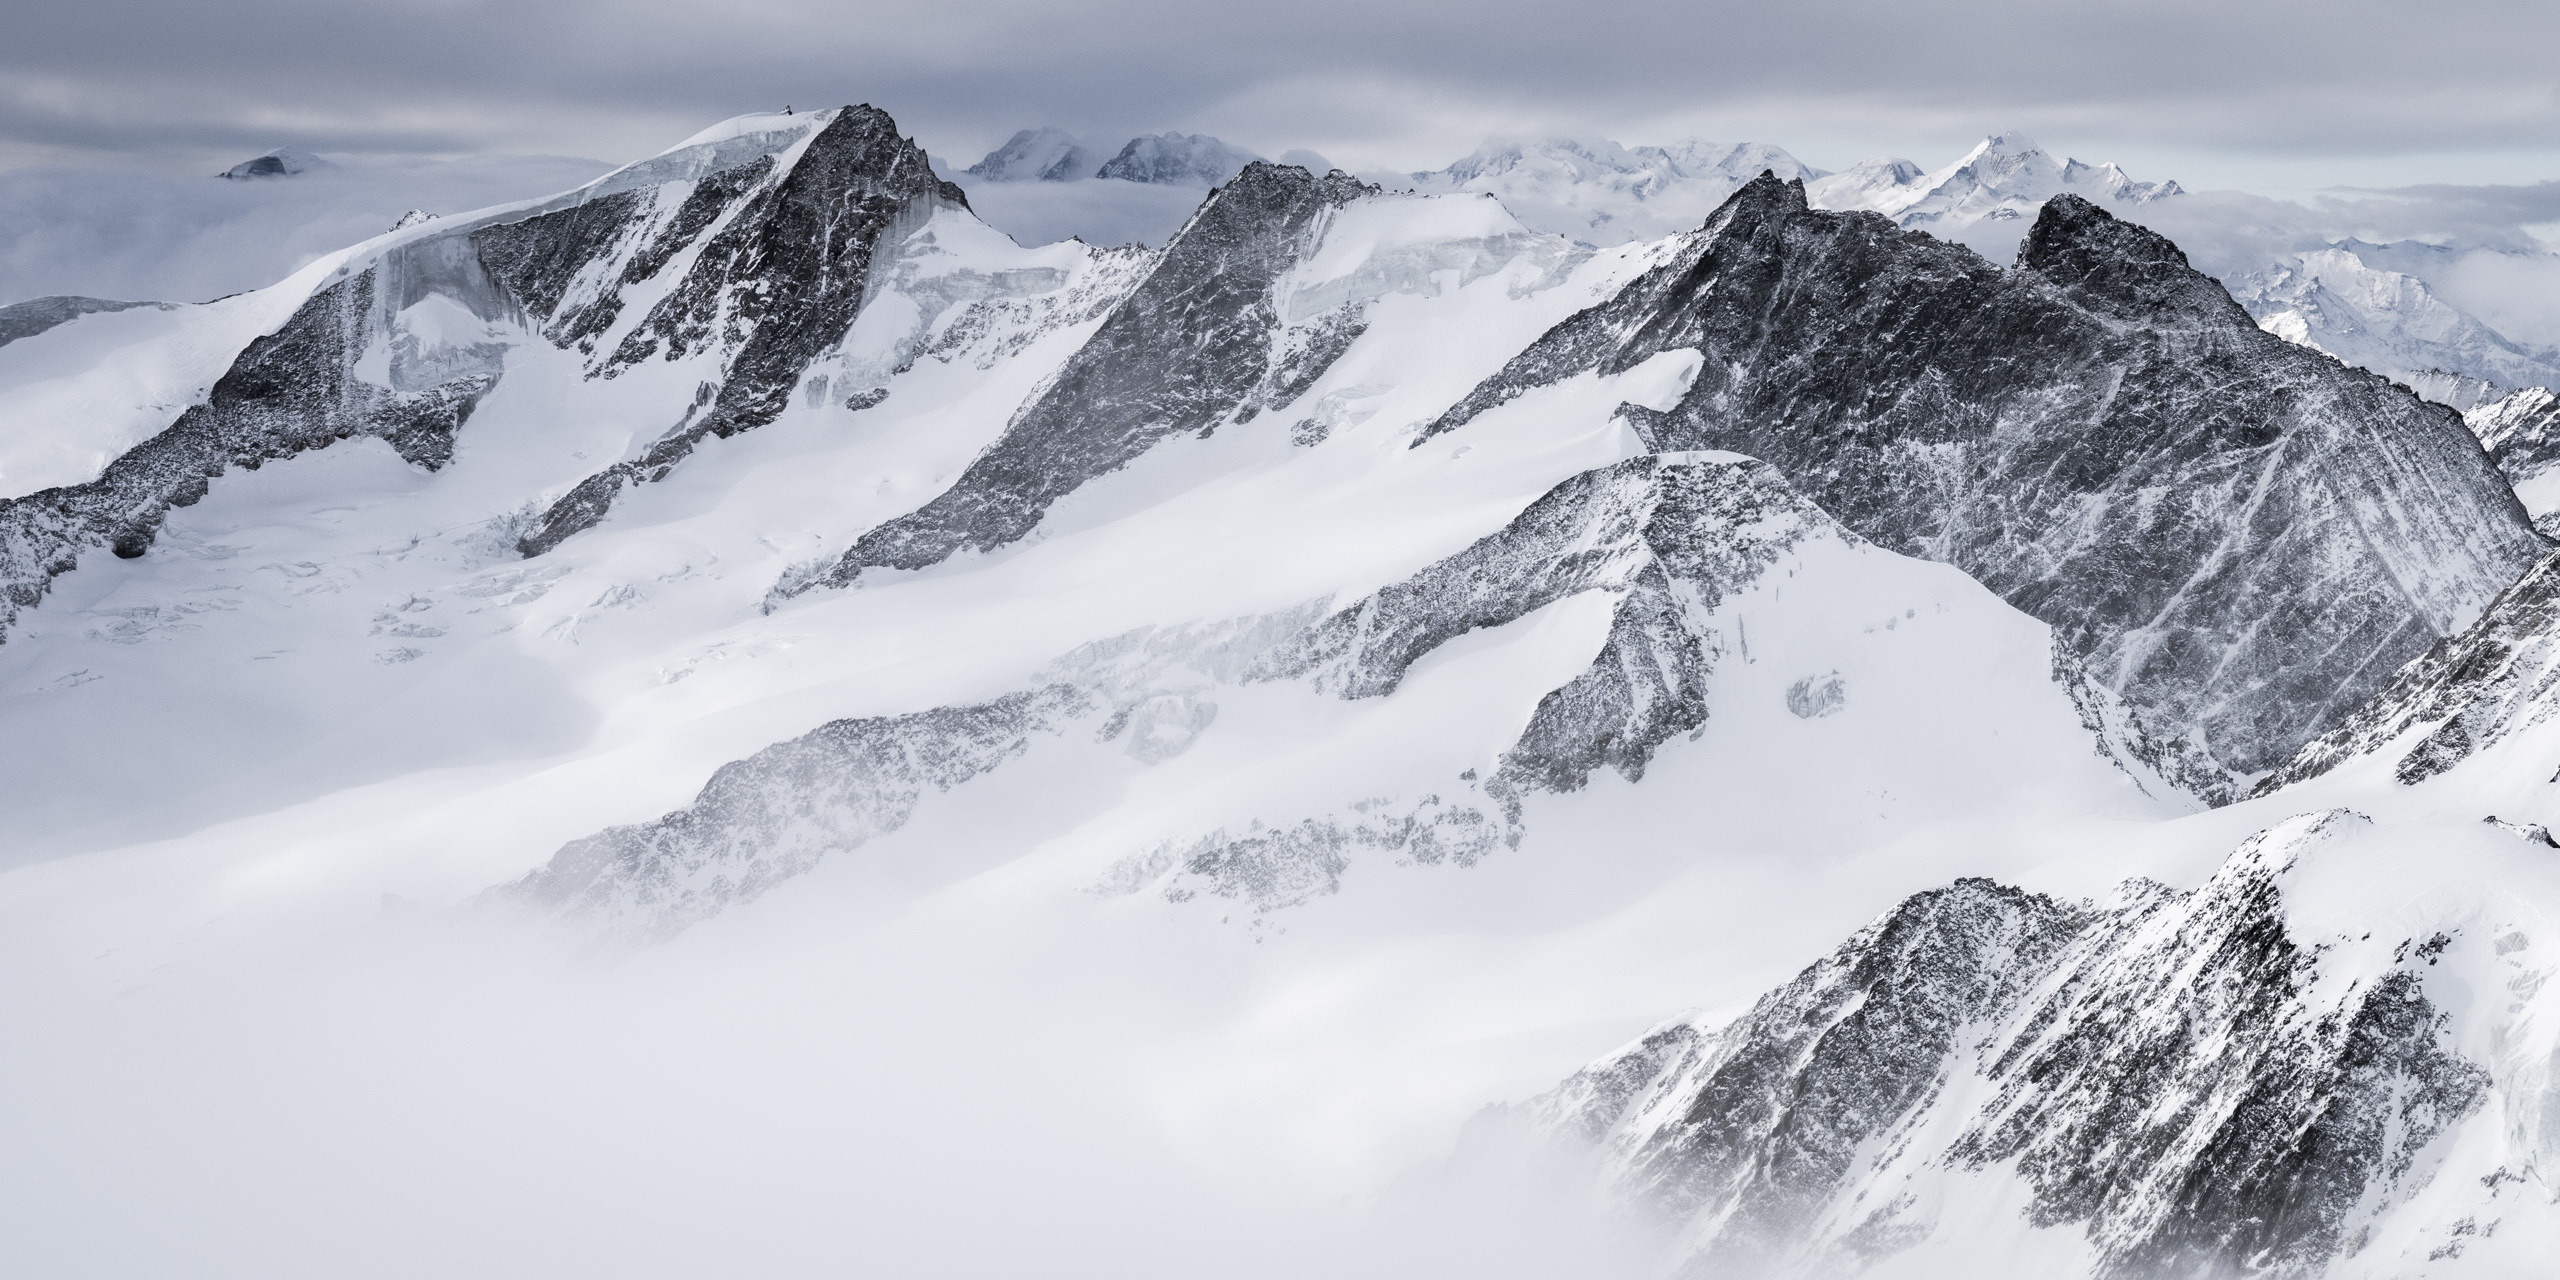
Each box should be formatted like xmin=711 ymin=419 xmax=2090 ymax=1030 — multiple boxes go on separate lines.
xmin=516 ymin=452 xmax=1868 ymax=930
xmin=2259 ymin=549 xmax=2560 ymax=793
xmin=505 ymin=106 xmax=971 ymax=555
xmin=0 ymin=296 xmax=178 ymax=351
xmin=1425 ymin=175 xmax=2544 ymax=788
xmin=807 ymin=161 xmax=1378 ymax=581
xmin=1522 ymin=809 xmax=2500 ymax=1278
xmin=0 ymin=106 xmax=985 ymax=640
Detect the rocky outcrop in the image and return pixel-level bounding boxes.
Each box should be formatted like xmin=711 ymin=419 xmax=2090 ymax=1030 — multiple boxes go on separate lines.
xmin=1252 ymin=452 xmax=1823 ymax=803
xmin=505 ymin=685 xmax=1098 ymax=939
xmin=1525 ymin=810 xmax=2489 ymax=1278
xmin=0 ymin=259 xmax=506 ymax=640
xmin=1427 ymin=177 xmax=2544 ymax=787
xmin=810 ymin=162 xmax=1375 ymax=581
xmin=509 ymin=105 xmax=969 ymax=556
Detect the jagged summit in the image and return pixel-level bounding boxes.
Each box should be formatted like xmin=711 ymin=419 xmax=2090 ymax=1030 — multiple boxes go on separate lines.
xmin=2229 ymin=248 xmax=2560 ymax=408
xmin=1427 ymin=176 xmax=2542 ymax=784
xmin=23 ymin=99 xmax=2560 ymax=1280
xmin=1524 ymin=809 xmax=2518 ymax=1277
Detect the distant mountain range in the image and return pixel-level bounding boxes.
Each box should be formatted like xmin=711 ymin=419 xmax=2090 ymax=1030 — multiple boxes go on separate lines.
xmin=961 ymin=128 xmax=1268 ymax=187
xmin=960 ymin=124 xmax=2560 ymax=411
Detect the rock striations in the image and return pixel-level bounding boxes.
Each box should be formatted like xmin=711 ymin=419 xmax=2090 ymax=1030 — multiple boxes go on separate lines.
xmin=2260 ymin=548 xmax=2560 ymax=792
xmin=1523 ymin=810 xmax=2496 ymax=1279
xmin=2469 ymin=385 xmax=2560 ymax=532
xmin=515 ymin=452 xmax=1843 ymax=933
xmin=1250 ymin=452 xmax=1822 ymax=801
xmin=1426 ymin=176 xmax=2544 ymax=790
xmin=500 ymin=106 xmax=969 ymax=555
xmin=808 ymin=162 xmax=1375 ymax=582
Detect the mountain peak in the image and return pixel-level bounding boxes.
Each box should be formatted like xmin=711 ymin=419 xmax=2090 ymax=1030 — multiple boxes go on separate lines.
xmin=964 ymin=127 xmax=1097 ymax=182
xmin=1094 ymin=132 xmax=1261 ymax=186
xmin=1967 ymin=130 xmax=2046 ymax=160
xmin=2018 ymin=193 xmax=2233 ymax=320
xmin=217 ymin=146 xmax=330 ymax=180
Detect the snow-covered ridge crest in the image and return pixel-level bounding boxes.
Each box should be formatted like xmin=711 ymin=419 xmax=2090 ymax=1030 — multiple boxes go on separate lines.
xmin=2259 ymin=548 xmax=2560 ymax=795
xmin=1519 ymin=807 xmax=2560 ymax=1277
xmin=2470 ymin=386 xmax=2560 ymax=530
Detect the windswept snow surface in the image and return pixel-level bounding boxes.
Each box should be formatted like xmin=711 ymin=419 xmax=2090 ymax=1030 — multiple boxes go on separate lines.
xmin=4 ymin=107 xmax=2557 ymax=1280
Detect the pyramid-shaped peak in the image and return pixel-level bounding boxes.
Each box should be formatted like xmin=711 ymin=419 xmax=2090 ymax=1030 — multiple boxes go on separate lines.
xmin=1970 ymin=131 xmax=2047 ymax=159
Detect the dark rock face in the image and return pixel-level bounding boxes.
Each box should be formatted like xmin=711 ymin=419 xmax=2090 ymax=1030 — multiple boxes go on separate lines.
xmin=510 ymin=106 xmax=969 ymax=556
xmin=0 ymin=265 xmax=501 ymax=638
xmin=0 ymin=105 xmax=973 ymax=642
xmin=1426 ymin=177 xmax=2545 ymax=786
xmin=811 ymin=162 xmax=1374 ymax=581
xmin=218 ymin=147 xmax=328 ymax=180
xmin=1529 ymin=811 xmax=2488 ymax=1278
xmin=0 ymin=296 xmax=176 ymax=350
xmin=505 ymin=685 xmax=1097 ymax=938
xmin=1252 ymin=452 xmax=1822 ymax=802
xmin=2259 ymin=548 xmax=2560 ymax=792
xmin=1538 ymin=879 xmax=2091 ymax=1271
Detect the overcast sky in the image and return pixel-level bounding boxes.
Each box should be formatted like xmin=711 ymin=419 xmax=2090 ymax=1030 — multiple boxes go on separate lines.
xmin=6 ymin=0 xmax=2559 ymax=196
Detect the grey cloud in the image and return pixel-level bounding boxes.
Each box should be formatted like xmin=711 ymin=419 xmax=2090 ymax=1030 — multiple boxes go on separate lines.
xmin=0 ymin=155 xmax=610 ymax=304
xmin=3 ymin=0 xmax=2557 ymax=179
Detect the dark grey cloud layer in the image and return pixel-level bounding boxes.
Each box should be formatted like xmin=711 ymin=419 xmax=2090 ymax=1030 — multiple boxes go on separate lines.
xmin=5 ymin=0 xmax=2557 ymax=184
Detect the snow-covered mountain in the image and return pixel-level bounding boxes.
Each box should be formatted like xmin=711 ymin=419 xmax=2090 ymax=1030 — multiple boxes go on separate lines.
xmin=219 ymin=146 xmax=331 ymax=180
xmin=2469 ymin=386 xmax=2560 ymax=530
xmin=1805 ymin=131 xmax=2179 ymax=232
xmin=1398 ymin=135 xmax=1824 ymax=246
xmin=8 ymin=103 xmax=2560 ymax=1278
xmin=962 ymin=126 xmax=1099 ymax=182
xmin=2231 ymin=247 xmax=2560 ymax=410
xmin=1093 ymin=131 xmax=1263 ymax=186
